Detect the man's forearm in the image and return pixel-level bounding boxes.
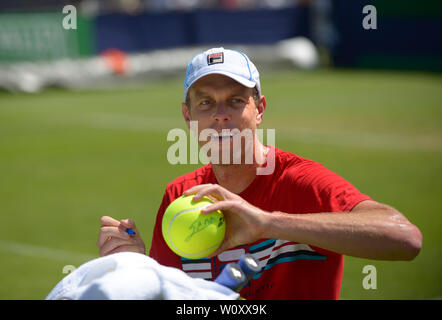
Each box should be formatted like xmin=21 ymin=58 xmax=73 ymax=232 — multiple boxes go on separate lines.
xmin=259 ymin=203 xmax=422 ymax=261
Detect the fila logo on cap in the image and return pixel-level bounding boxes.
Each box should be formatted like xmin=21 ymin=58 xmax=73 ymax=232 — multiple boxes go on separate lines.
xmin=207 ymin=52 xmax=224 ymax=65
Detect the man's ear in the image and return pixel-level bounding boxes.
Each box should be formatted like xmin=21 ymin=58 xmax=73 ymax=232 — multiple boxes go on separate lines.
xmin=182 ymin=102 xmax=191 ymax=129
xmin=255 ymin=95 xmax=266 ymax=126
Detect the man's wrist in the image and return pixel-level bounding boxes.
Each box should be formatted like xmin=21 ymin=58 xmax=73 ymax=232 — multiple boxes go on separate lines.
xmin=256 ymin=209 xmax=278 ymax=239
xmin=258 ymin=210 xmax=303 ymax=241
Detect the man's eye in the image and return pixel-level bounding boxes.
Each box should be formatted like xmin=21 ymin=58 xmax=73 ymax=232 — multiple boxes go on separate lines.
xmin=198 ymin=100 xmax=211 ymax=108
xmin=197 ymin=100 xmax=211 ymax=110
xmin=231 ymin=98 xmax=245 ymax=105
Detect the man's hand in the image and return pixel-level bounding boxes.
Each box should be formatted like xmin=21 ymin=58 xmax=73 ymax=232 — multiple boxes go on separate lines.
xmin=97 ymin=216 xmax=146 ymax=256
xmin=183 ymin=184 xmax=268 ymax=257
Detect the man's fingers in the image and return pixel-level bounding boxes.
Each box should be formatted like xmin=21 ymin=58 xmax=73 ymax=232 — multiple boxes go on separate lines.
xmin=97 ymin=225 xmax=130 ymax=248
xmin=99 ymin=237 xmax=136 ymax=257
xmin=200 ymin=200 xmax=237 ymax=214
xmin=184 ymin=184 xmax=223 ymax=201
xmin=119 ymin=219 xmax=138 ymax=232
xmin=192 ymin=185 xmax=227 ymax=202
xmin=100 ymin=216 xmax=120 ymax=227
xmin=197 ymin=185 xmax=225 ymax=201
xmin=119 ymin=219 xmax=140 ymax=237
xmin=97 ymin=216 xmax=146 ymax=256
xmin=183 ymin=184 xmax=212 ymax=195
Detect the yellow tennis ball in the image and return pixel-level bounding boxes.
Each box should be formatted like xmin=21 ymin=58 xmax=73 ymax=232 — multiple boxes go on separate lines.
xmin=162 ymin=194 xmax=225 ymax=259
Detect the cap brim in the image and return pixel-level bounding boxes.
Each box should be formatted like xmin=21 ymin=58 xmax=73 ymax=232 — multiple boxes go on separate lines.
xmin=185 ymin=70 xmax=256 ymax=99
xmin=210 ymin=71 xmax=256 ymax=88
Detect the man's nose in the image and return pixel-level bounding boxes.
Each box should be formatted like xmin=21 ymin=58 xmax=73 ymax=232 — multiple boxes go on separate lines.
xmin=212 ymin=102 xmax=231 ymax=122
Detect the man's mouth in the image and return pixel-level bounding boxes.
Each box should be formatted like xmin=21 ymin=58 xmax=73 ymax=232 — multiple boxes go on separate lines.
xmin=209 ymin=130 xmax=239 ymax=140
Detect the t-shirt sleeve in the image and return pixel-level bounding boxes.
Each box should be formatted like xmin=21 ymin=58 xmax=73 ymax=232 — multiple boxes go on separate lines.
xmin=293 ymin=160 xmax=372 ymax=213
xmin=148 ymin=186 xmax=182 ymax=268
xmin=287 ymin=159 xmax=372 ymax=257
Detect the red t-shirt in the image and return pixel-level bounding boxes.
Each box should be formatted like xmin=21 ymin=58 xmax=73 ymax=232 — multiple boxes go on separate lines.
xmin=149 ymin=146 xmax=371 ymax=299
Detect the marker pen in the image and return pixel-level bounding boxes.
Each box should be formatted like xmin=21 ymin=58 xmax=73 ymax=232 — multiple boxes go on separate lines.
xmin=126 ymin=228 xmax=136 ymax=235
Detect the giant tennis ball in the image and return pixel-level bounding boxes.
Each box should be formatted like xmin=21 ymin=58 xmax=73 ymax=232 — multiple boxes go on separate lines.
xmin=162 ymin=195 xmax=225 ymax=259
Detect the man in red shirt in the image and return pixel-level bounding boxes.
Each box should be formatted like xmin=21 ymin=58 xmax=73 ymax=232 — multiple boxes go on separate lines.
xmin=97 ymin=47 xmax=422 ymax=299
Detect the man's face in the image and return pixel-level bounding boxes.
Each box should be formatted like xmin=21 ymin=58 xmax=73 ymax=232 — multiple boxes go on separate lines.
xmin=182 ymin=74 xmax=266 ymax=163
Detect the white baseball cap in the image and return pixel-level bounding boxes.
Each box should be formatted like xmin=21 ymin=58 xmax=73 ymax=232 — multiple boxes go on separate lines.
xmin=184 ymin=47 xmax=261 ymax=100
